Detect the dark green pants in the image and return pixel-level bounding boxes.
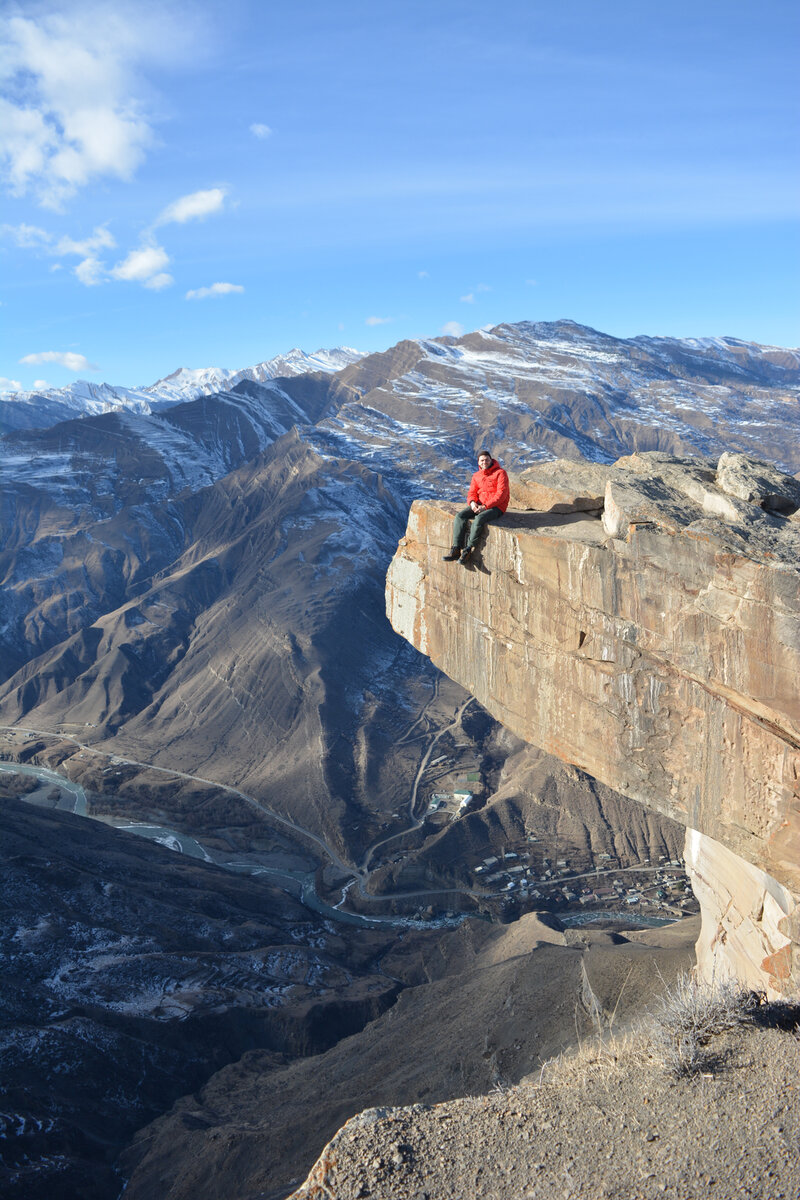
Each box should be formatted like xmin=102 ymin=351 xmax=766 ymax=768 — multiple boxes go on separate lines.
xmin=453 ymin=506 xmax=504 ymax=550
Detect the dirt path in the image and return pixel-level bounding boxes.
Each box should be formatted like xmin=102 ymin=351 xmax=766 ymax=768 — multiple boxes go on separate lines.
xmin=359 ymin=696 xmax=475 ymax=873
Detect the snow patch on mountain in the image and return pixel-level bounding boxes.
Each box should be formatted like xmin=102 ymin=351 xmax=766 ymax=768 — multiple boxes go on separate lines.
xmin=143 ymin=365 xmax=238 ymax=400
xmin=231 ymin=346 xmax=365 ymax=385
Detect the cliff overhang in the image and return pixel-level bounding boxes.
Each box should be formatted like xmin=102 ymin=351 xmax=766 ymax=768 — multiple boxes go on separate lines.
xmin=386 ymin=452 xmax=800 ymax=995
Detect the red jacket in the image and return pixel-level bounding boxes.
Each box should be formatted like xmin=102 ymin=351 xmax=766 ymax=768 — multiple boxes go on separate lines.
xmin=467 ymin=460 xmax=510 ymax=513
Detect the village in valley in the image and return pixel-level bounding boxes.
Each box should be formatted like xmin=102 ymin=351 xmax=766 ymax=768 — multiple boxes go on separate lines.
xmin=467 ymin=842 xmax=698 ymax=924
xmin=416 ymin=748 xmax=699 ymax=926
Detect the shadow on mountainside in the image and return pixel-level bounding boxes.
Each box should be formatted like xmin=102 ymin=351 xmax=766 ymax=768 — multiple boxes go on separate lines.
xmin=118 ymin=914 xmax=701 ymax=1200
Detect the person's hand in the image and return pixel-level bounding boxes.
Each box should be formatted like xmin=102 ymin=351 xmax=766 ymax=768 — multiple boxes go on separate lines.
xmin=470 ymin=501 xmax=480 ymax=512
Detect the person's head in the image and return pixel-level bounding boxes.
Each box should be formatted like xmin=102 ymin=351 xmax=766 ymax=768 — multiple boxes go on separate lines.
xmin=477 ymin=450 xmax=493 ymax=470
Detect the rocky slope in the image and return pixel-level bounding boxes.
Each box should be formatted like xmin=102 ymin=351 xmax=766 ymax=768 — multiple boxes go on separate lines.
xmin=386 ymin=450 xmax=800 ymax=995
xmin=289 ymin=1010 xmax=800 ymax=1200
xmin=330 ymin=321 xmax=800 ymax=474
xmin=2 ymin=320 xmax=798 ymax=1197
xmin=2 ymin=321 xmax=799 ymax=864
xmin=1 ymin=727 xmax=687 ymax=1199
xmin=0 ymin=792 xmax=399 ymax=1200
xmin=118 ymin=914 xmax=700 ymax=1200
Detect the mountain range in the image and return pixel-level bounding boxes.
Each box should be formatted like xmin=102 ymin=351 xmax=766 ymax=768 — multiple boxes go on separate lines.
xmin=0 ymin=346 xmax=365 ymax=435
xmin=2 ymin=320 xmax=798 ymax=856
xmin=1 ymin=318 xmax=798 ymax=1198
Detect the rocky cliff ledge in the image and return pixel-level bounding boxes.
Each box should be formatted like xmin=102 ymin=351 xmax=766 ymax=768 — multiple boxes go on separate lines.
xmin=386 ymin=452 xmax=800 ymax=996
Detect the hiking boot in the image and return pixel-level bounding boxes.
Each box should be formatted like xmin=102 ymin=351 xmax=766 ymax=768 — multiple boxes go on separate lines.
xmin=442 ymin=546 xmax=461 ymax=561
xmin=459 ymin=547 xmax=474 ymax=565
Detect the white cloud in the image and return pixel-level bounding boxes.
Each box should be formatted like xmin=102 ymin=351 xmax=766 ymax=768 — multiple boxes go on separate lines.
xmin=1 ymin=223 xmax=53 ymax=249
xmin=461 ymin=283 xmax=490 ymax=302
xmin=0 ymin=376 xmax=22 ymax=392
xmin=441 ymin=321 xmax=464 ymax=337
xmin=33 ymin=379 xmax=49 ymax=389
xmin=0 ymin=10 xmax=166 ymax=208
xmin=66 ymin=226 xmax=116 ymax=286
xmin=185 ymin=282 xmax=244 ymax=300
xmin=155 ymin=188 xmax=227 ymax=226
xmin=19 ymin=350 xmax=96 ymax=372
xmin=145 ymin=272 xmax=174 ymax=290
xmin=111 ymin=242 xmax=170 ymax=283
xmin=4 ymin=215 xmax=175 ymax=291
xmin=4 ymin=221 xmax=117 ymax=285
xmin=56 ymin=226 xmax=116 ymax=257
xmin=365 ymin=315 xmax=393 ymax=326
xmin=75 ymin=256 xmax=105 ymax=286
xmin=250 ymin=123 xmax=272 ymax=139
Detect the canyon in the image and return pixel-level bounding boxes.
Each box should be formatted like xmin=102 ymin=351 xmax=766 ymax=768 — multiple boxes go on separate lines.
xmin=1 ymin=320 xmax=798 ymax=1197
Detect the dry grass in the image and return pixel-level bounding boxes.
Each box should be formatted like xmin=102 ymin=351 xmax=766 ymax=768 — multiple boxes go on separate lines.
xmin=533 ymin=1028 xmax=641 ymax=1093
xmin=644 ymin=972 xmax=760 ymax=1076
xmin=535 ymin=972 xmax=772 ymax=1090
xmin=511 ymin=973 xmax=800 ymax=1114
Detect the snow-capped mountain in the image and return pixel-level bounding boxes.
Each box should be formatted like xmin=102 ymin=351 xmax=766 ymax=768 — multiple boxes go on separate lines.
xmin=2 ymin=319 xmax=798 ymax=566
xmin=145 ymin=345 xmax=365 ymax=404
xmin=0 ymin=379 xmax=158 ymax=433
xmin=314 ymin=319 xmax=800 ymax=479
xmin=141 ymin=364 xmax=239 ymax=400
xmin=0 ymin=345 xmax=366 ymax=434
xmin=3 ymin=317 xmax=798 ymax=762
xmin=233 ymin=344 xmax=366 ymax=383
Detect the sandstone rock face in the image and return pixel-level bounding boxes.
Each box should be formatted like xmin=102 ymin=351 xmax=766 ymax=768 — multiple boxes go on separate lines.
xmin=386 ymin=452 xmax=800 ymax=995
xmin=511 ymin=459 xmax=611 ymax=513
xmin=684 ymin=828 xmax=797 ymax=995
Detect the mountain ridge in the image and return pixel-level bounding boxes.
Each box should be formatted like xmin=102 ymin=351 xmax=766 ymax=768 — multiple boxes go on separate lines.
xmin=3 ymin=316 xmax=797 ymax=1199
xmin=0 ymin=345 xmax=365 ymax=434
xmin=3 ymin=318 xmax=799 ymax=862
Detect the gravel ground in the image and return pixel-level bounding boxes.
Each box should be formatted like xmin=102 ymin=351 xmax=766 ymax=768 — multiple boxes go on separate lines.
xmin=288 ymin=1017 xmax=800 ymax=1200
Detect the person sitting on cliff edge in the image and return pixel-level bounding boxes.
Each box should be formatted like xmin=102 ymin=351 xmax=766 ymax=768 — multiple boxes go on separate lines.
xmin=443 ymin=449 xmax=510 ymax=565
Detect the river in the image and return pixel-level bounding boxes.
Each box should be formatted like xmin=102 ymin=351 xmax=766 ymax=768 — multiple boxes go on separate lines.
xmin=0 ymin=760 xmax=466 ymax=932
xmin=2 ymin=761 xmax=674 ymax=932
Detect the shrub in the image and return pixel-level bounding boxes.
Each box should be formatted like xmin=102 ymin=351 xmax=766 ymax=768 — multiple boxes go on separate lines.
xmin=647 ymin=972 xmax=760 ymax=1076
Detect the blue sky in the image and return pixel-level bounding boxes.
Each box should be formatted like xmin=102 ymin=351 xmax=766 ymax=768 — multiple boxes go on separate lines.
xmin=2 ymin=0 xmax=798 ymax=391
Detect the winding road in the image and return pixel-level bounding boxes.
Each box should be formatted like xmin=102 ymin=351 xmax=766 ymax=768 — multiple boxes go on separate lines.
xmin=0 ymin=705 xmax=487 ymax=923
xmin=1 ymin=720 xmax=678 ymax=931
xmin=359 ymin=695 xmax=475 ymax=873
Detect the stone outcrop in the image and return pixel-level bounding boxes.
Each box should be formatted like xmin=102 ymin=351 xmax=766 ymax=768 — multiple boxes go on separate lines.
xmin=288 ymin=1016 xmax=800 ymax=1200
xmin=386 ymin=451 xmax=800 ymax=995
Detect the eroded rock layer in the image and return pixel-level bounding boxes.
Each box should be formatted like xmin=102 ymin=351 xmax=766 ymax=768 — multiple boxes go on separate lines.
xmin=386 ymin=452 xmax=800 ymax=994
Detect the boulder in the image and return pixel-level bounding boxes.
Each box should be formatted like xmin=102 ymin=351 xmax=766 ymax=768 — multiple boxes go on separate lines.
xmin=716 ymin=451 xmax=800 ymax=517
xmin=510 ymin=459 xmax=612 ymax=513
